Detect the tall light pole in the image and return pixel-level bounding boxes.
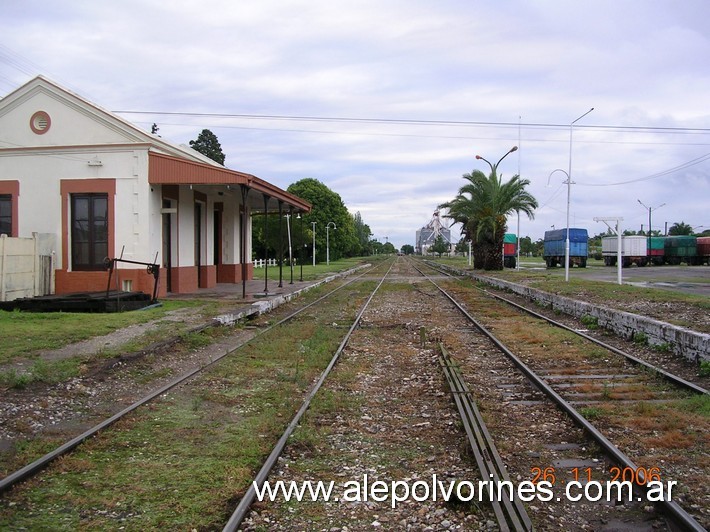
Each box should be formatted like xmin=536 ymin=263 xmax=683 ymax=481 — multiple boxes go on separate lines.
xmin=475 ymin=146 xmax=518 ymax=268
xmin=638 ymin=200 xmax=666 ymax=263
xmin=558 ymin=107 xmax=594 ymax=282
xmin=311 ymin=221 xmax=317 ymax=267
xmin=326 ymin=222 xmax=336 ymax=265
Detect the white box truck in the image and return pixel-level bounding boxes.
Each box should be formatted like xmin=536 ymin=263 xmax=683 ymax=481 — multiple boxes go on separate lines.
xmin=601 ymin=235 xmax=648 ymax=267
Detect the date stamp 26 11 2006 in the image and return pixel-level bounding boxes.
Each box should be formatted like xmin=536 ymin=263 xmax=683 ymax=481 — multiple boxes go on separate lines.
xmin=530 ymin=466 xmax=676 ymax=503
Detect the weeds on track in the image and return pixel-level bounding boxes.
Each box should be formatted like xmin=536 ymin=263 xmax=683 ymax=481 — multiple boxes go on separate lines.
xmin=0 ymin=283 xmax=372 ymax=530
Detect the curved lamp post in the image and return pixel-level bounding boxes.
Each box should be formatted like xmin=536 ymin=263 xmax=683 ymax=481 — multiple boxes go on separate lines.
xmin=475 ymin=146 xmax=518 ymax=268
xmin=326 ymin=222 xmax=336 ymax=265
xmin=547 ymin=108 xmax=594 ymax=282
xmin=547 ymin=168 xmax=571 ymax=277
xmin=475 ymin=145 xmax=518 ymax=174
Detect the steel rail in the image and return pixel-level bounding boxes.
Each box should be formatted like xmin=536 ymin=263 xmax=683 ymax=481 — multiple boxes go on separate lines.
xmin=419 ymin=259 xmax=708 ymax=396
xmin=478 ymin=288 xmax=709 ymax=396
xmin=0 ymin=263 xmax=381 ymax=495
xmin=414 ymin=262 xmax=706 ymax=532
xmin=439 ymin=344 xmax=532 ymax=532
xmin=222 ymin=259 xmax=396 ymax=531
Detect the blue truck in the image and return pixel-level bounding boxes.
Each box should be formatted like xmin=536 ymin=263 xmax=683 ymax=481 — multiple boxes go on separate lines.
xmin=543 ymin=228 xmax=588 ymax=268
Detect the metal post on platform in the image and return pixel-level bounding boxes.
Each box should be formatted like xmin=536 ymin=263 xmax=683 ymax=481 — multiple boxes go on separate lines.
xmin=263 ymin=195 xmax=270 ymax=295
xmin=240 ymin=185 xmax=250 ymax=299
xmin=278 ymin=201 xmax=284 ymax=288
xmin=311 ymin=221 xmax=317 ymax=267
xmin=326 ymin=222 xmax=336 ymax=266
xmin=594 ymin=216 xmax=623 ymax=285
xmin=298 ymin=212 xmax=304 ymax=282
xmin=286 ymin=207 xmax=294 ymax=284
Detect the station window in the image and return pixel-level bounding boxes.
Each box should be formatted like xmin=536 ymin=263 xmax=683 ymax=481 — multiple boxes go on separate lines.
xmin=71 ymin=193 xmax=108 ymax=270
xmin=0 ymin=195 xmax=11 ymax=236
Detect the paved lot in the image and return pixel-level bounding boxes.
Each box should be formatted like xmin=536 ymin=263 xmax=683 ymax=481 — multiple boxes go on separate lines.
xmin=519 ymin=262 xmax=710 ymax=298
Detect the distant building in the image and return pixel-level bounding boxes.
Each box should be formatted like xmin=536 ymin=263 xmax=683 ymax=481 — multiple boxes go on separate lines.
xmin=416 ymin=211 xmax=452 ymax=254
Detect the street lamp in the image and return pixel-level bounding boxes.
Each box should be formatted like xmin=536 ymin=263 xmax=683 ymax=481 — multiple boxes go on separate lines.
xmin=311 ymin=221 xmax=317 ymax=267
xmin=547 ymin=108 xmax=594 ymax=282
xmin=326 ymin=222 xmax=336 ymax=265
xmin=564 ymin=108 xmax=594 ymax=282
xmin=638 ymin=200 xmax=666 ymax=263
xmin=476 ymin=146 xmax=518 ymax=268
xmin=475 ymin=145 xmax=518 ymax=174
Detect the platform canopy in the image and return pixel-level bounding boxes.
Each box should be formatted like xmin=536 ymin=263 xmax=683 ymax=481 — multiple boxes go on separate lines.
xmin=148 ymin=151 xmax=311 ymax=214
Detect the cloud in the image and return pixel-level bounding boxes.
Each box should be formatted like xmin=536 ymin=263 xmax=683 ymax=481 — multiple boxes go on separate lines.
xmin=1 ymin=0 xmax=709 ymax=248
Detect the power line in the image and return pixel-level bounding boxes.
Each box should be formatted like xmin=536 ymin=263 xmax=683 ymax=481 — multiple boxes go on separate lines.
xmin=115 ymin=110 xmax=710 ymax=135
xmin=577 ymin=152 xmax=710 ymax=187
xmin=125 ymin=118 xmax=710 ymax=148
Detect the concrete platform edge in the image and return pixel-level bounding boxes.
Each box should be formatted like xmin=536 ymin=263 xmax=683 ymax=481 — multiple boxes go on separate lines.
xmin=212 ymin=264 xmax=371 ymax=326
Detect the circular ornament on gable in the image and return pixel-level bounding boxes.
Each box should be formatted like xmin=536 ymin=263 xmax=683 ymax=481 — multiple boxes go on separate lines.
xmin=30 ymin=111 xmax=51 ymax=134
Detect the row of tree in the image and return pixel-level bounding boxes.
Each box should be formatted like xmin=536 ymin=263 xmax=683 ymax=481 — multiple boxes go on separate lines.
xmin=187 ymin=129 xmax=705 ymax=267
xmin=184 ymin=129 xmax=387 ymax=263
xmin=252 ymin=178 xmax=382 ymax=263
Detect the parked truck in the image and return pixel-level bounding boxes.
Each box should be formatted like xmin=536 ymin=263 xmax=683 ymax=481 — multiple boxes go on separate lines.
xmin=648 ymin=236 xmax=665 ymax=265
xmin=697 ymin=237 xmax=710 ymax=265
xmin=503 ymin=233 xmax=517 ymax=268
xmin=664 ymin=235 xmax=698 ymax=265
xmin=601 ymin=235 xmax=648 ymax=267
xmin=543 ymin=228 xmax=588 ymax=268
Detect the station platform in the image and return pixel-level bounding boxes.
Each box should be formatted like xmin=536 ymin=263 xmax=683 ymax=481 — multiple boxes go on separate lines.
xmin=163 ymin=265 xmax=368 ymax=325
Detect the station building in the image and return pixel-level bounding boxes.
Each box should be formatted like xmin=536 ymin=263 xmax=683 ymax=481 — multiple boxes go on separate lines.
xmin=0 ymin=76 xmax=310 ymax=299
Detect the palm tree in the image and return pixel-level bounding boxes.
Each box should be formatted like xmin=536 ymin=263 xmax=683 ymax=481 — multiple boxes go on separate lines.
xmin=440 ymin=147 xmax=538 ymax=270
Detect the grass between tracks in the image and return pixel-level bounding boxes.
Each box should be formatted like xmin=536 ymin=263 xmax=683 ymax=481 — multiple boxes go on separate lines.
xmin=0 ymin=257 xmax=380 ymax=388
xmin=0 ymin=281 xmax=373 ymax=530
xmin=429 ymin=256 xmax=710 ymax=331
xmin=443 ymin=278 xmax=709 ymax=511
xmin=251 ymin=256 xmax=377 ymax=281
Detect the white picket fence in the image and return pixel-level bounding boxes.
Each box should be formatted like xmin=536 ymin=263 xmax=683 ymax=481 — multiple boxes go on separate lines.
xmin=253 ymin=258 xmax=299 ymax=268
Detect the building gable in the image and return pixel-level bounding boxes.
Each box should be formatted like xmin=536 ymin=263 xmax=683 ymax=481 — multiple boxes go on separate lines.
xmin=0 ymin=76 xmax=214 ymax=164
xmin=0 ymin=76 xmax=149 ymax=149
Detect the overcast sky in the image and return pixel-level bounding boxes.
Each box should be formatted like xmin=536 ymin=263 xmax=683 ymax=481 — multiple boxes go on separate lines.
xmin=2 ymin=0 xmax=709 ymax=248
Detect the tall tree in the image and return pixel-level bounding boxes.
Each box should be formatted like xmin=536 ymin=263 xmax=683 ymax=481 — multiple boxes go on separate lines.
xmin=287 ymin=178 xmax=358 ymax=263
xmin=430 ymin=234 xmax=450 ymax=257
xmin=669 ymin=221 xmax=693 ymax=235
xmin=401 ymin=244 xmax=415 ymax=255
xmin=440 ymin=153 xmax=537 ymax=270
xmin=189 ymin=129 xmax=226 ymax=164
xmin=351 ymin=211 xmax=372 ymax=256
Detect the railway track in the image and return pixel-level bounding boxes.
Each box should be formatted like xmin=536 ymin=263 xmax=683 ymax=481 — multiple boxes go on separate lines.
xmin=231 ymin=257 xmax=707 ymax=530
xmin=412 ymin=259 xmax=707 ymax=530
xmin=420 ymin=258 xmax=708 ymax=396
xmin=0 ymin=261 xmax=394 ymax=526
xmin=1 ymin=256 xmax=706 ymax=530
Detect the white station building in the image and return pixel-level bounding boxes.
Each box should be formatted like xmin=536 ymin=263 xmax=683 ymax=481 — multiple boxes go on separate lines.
xmin=0 ymin=76 xmax=310 ymax=299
